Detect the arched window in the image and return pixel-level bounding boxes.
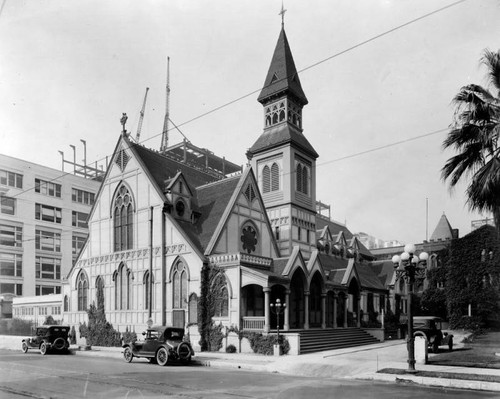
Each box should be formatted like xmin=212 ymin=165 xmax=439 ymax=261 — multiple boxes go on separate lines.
xmin=279 ymin=110 xmax=285 ymax=122
xmin=262 ymin=165 xmax=271 ymax=193
xmin=77 ymin=270 xmax=88 ymax=311
xmin=113 ymin=185 xmax=134 ymax=252
xmin=213 ymin=273 xmax=229 ymax=317
xmin=302 ymin=166 xmax=308 ymax=195
xmin=95 ymin=276 xmax=105 ymax=309
xmin=188 ymin=293 xmax=198 ymax=324
xmin=172 ymin=261 xmax=188 ymax=309
xmin=296 ymin=162 xmax=309 ymax=195
xmin=271 ymin=163 xmax=279 ymax=191
xmin=64 ymin=295 xmax=69 ymax=312
xmin=296 ymin=164 xmax=303 ymax=192
xmin=144 ymin=271 xmax=154 ymax=310
xmin=114 ymin=263 xmax=131 ymax=310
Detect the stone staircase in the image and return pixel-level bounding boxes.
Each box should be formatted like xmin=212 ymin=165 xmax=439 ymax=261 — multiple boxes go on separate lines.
xmin=299 ymin=328 xmax=380 ymax=354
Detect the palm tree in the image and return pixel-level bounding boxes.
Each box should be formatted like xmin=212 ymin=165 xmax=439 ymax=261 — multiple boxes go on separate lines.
xmin=442 ymin=49 xmax=500 ymax=233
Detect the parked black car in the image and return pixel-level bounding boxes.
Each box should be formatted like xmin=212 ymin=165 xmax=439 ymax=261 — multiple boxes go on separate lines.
xmin=21 ymin=325 xmax=71 ymax=355
xmin=122 ymin=326 xmax=194 ymax=366
xmin=413 ymin=316 xmax=453 ymax=353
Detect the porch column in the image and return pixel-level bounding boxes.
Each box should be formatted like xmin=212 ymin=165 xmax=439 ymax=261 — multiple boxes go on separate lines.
xmin=333 ymin=293 xmax=337 ymax=328
xmin=344 ymin=296 xmax=348 ymax=327
xmin=357 ymin=296 xmax=361 ymax=328
xmin=304 ymin=291 xmax=310 ymax=329
xmin=284 ymin=289 xmax=290 ymax=331
xmin=263 ymin=287 xmax=271 ymax=333
xmin=321 ymin=292 xmax=326 ymax=329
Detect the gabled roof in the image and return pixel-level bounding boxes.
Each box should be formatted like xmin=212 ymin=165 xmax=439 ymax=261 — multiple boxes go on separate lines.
xmin=178 ymin=175 xmax=241 ymax=254
xmin=355 ymin=262 xmax=387 ymax=291
xmin=257 ymin=28 xmax=308 ymax=106
xmin=430 ymin=213 xmax=454 ymax=241
xmin=248 ymin=123 xmax=318 ymax=159
xmin=369 ymin=260 xmax=395 ymax=287
xmin=316 ymin=218 xmax=354 ymax=240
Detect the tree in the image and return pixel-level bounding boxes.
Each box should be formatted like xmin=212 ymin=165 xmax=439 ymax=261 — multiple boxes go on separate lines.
xmin=442 ymin=49 xmax=500 ymax=232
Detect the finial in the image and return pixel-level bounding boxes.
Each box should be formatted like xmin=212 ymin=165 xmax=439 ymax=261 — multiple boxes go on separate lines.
xmin=279 ymin=1 xmax=287 ymax=28
xmin=120 ymin=113 xmax=128 ymax=135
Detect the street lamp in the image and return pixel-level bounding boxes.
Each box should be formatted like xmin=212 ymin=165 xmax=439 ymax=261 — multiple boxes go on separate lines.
xmin=392 ymin=243 xmax=428 ymax=373
xmin=269 ymin=298 xmax=286 ymax=353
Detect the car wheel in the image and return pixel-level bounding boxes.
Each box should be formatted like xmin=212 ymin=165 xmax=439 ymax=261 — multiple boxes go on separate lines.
xmin=22 ymin=342 xmax=29 ymax=353
xmin=448 ymin=338 xmax=453 ymax=351
xmin=156 ymin=347 xmax=169 ymax=366
xmin=123 ymin=347 xmax=134 ymax=363
xmin=40 ymin=342 xmax=47 ymax=355
xmin=432 ymin=340 xmax=439 ymax=353
xmin=53 ymin=337 xmax=65 ymax=351
xmin=177 ymin=343 xmax=192 ymax=365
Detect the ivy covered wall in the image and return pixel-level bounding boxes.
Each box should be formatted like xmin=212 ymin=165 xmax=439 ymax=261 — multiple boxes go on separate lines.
xmin=446 ymin=225 xmax=500 ymax=328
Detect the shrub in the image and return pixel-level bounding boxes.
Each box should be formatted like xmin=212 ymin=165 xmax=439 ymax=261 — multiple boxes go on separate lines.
xmin=225 ymin=344 xmax=237 ymax=353
xmin=10 ymin=318 xmax=34 ymax=335
xmin=69 ymin=326 xmax=77 ymax=344
xmin=43 ymin=315 xmax=57 ymax=325
xmin=122 ymin=327 xmax=137 ymax=344
xmin=243 ymin=332 xmax=290 ymax=356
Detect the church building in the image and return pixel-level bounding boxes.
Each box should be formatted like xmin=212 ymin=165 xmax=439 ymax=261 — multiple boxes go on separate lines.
xmin=64 ymin=22 xmax=392 ymax=354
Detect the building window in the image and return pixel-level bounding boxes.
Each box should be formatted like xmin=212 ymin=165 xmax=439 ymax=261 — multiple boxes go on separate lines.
xmin=35 ymin=256 xmax=61 ymax=280
xmin=0 ymin=253 xmax=22 ymax=277
xmin=296 ymin=162 xmax=309 ymax=195
xmin=212 ymin=273 xmax=229 ymax=317
xmin=77 ymin=270 xmax=88 ymax=311
xmin=172 ymin=261 xmax=188 ymax=309
xmin=240 ymin=223 xmax=258 ymax=254
xmin=35 ymin=178 xmax=61 ymax=198
xmin=0 ymin=196 xmax=15 ymax=215
xmin=262 ymin=166 xmax=270 ymax=193
xmin=0 ymin=225 xmax=22 ymax=247
xmin=271 ymin=163 xmax=279 ymax=191
xmin=35 ymin=230 xmax=61 ymax=252
xmin=114 ymin=263 xmax=131 ymax=310
xmin=188 ymin=293 xmax=198 ymax=324
xmin=72 ymin=211 xmax=88 ymax=228
xmin=144 ymin=271 xmax=153 ymax=310
xmin=72 ymin=234 xmax=86 ymax=256
xmin=275 ymin=226 xmax=280 ymax=240
xmin=113 ymin=185 xmax=134 ymax=252
xmin=72 ymin=188 xmax=95 ymax=205
xmin=35 ymin=203 xmax=62 ymax=224
xmin=0 ymin=169 xmax=23 ymax=189
xmin=64 ymin=295 xmax=69 ymax=312
xmin=36 ymin=285 xmax=60 ymax=296
xmin=0 ymin=283 xmax=22 ymax=295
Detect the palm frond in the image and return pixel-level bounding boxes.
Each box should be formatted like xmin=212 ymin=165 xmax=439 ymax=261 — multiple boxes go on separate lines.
xmin=466 ymin=157 xmax=500 ymax=212
xmin=441 ymin=142 xmax=484 ymax=186
xmin=481 ymin=49 xmax=500 ymax=94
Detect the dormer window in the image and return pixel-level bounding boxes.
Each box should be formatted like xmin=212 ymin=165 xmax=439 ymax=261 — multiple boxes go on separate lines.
xmin=175 ymin=200 xmax=185 ymax=217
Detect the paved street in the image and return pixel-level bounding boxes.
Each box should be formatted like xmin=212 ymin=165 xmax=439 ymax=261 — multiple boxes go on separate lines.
xmin=0 ymin=350 xmax=498 ymax=399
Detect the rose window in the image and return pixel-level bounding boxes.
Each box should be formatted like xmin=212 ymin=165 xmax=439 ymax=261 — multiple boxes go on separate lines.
xmin=241 ymin=225 xmax=258 ymax=254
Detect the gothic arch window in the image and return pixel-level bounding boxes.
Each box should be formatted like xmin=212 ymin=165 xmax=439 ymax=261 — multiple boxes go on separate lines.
xmin=172 ymin=260 xmax=188 ymax=310
xmin=113 ymin=184 xmax=134 ymax=252
xmin=114 ymin=263 xmax=132 ymax=310
xmin=302 ymin=166 xmax=308 ymax=195
xmin=77 ymin=270 xmax=88 ymax=311
xmin=272 ymin=113 xmax=278 ymax=124
xmin=279 ymin=109 xmax=285 ymax=122
xmin=296 ymin=162 xmax=309 ymax=195
xmin=64 ymin=295 xmax=69 ymax=312
xmin=188 ymin=293 xmax=198 ymax=324
xmin=240 ymin=222 xmax=258 ymax=254
xmin=95 ymin=275 xmax=105 ymax=307
xmin=271 ymin=163 xmax=280 ymax=191
xmin=262 ymin=165 xmax=271 ymax=193
xmin=296 ymin=164 xmax=303 ymax=192
xmin=212 ymin=273 xmax=229 ymax=317
xmin=144 ymin=271 xmax=154 ymax=310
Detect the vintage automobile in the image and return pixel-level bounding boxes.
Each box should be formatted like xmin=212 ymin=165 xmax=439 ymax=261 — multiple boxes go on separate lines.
xmin=21 ymin=325 xmax=71 ymax=355
xmin=413 ymin=316 xmax=453 ymax=353
xmin=122 ymin=326 xmax=194 ymax=366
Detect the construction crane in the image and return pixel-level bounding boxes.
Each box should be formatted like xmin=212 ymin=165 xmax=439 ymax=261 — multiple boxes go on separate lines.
xmin=135 ymin=87 xmax=150 ymax=142
xmin=160 ymin=57 xmax=170 ymax=152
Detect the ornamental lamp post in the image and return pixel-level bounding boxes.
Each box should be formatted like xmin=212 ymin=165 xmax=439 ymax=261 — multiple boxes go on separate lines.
xmin=270 ymin=298 xmax=286 ymax=354
xmin=391 ymin=243 xmax=428 ymax=373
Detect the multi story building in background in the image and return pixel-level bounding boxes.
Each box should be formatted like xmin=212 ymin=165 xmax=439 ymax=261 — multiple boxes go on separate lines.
xmin=0 ymin=154 xmax=101 ymax=313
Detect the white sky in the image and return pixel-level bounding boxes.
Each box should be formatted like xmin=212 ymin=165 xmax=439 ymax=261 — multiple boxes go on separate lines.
xmin=1 ymin=0 xmax=499 ymax=245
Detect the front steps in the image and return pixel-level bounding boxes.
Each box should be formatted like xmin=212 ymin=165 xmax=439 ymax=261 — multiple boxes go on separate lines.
xmin=299 ymin=328 xmax=380 ymax=354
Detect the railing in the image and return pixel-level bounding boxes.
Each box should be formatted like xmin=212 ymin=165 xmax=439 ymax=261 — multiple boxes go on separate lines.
xmin=242 ymin=317 xmax=265 ymax=331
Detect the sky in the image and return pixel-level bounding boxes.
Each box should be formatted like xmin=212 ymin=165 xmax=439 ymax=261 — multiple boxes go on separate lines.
xmin=1 ymin=0 xmax=500 ymax=246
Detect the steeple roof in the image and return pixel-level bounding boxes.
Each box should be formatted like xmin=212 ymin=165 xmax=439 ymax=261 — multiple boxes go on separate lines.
xmin=430 ymin=213 xmax=454 ymax=241
xmin=257 ymin=28 xmax=308 ymax=105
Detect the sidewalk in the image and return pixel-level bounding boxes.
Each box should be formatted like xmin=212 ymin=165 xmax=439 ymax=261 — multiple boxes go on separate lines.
xmin=2 ymin=332 xmax=499 ymax=392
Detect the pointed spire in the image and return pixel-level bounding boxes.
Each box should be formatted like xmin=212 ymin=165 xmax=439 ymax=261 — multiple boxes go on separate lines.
xmin=430 ymin=213 xmax=454 ymax=241
xmin=257 ymin=26 xmax=307 ymax=106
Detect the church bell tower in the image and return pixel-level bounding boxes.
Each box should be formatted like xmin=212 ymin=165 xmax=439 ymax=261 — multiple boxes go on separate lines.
xmin=247 ymin=20 xmax=319 ymax=258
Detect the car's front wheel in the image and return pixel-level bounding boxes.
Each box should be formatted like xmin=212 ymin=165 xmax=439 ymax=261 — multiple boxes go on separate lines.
xmin=448 ymin=338 xmax=453 ymax=351
xmin=156 ymin=347 xmax=169 ymax=366
xmin=21 ymin=342 xmax=28 ymax=353
xmin=123 ymin=347 xmax=134 ymax=363
xmin=40 ymin=342 xmax=48 ymax=355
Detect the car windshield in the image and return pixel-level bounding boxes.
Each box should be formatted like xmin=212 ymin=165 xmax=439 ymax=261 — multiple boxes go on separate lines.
xmin=164 ymin=329 xmax=183 ymax=340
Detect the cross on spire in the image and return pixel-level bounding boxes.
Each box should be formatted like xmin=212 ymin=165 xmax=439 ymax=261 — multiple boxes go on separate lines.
xmin=279 ymin=1 xmax=287 ymax=28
